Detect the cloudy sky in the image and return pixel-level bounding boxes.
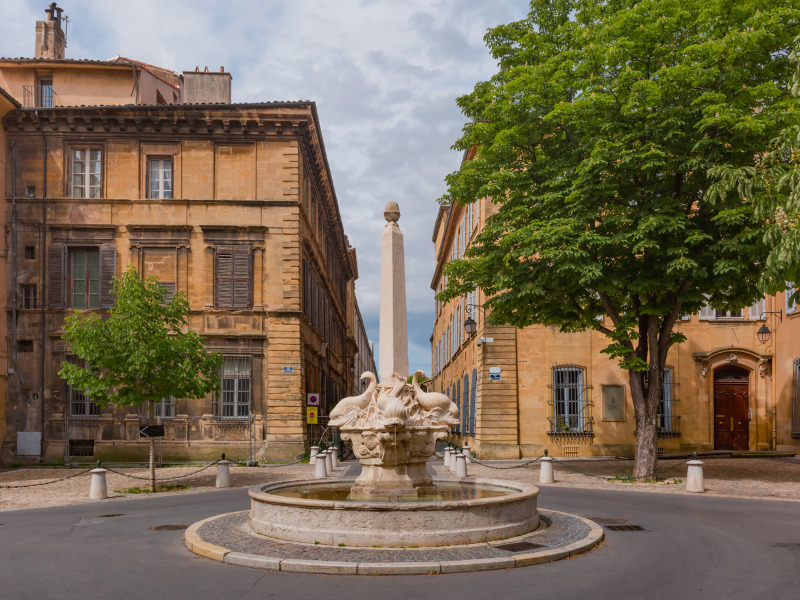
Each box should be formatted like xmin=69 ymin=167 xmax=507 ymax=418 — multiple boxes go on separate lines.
xmin=1 ymin=0 xmax=529 ymax=374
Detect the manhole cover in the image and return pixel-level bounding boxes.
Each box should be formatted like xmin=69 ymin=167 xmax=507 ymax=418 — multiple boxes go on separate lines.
xmin=605 ymin=525 xmax=645 ymax=531
xmin=149 ymin=524 xmax=189 ymax=531
xmin=493 ymin=540 xmax=546 ymax=552
xmin=588 ymin=517 xmax=627 ymax=525
xmin=97 ymin=514 xmax=124 ymax=518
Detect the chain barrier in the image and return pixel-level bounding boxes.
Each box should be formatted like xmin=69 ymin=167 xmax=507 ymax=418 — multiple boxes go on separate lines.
xmin=0 ymin=467 xmax=94 ymax=489
xmin=468 ymin=456 xmax=543 ymax=469
xmin=103 ymin=460 xmax=221 ymax=482
xmin=233 ymin=457 xmax=308 ymax=468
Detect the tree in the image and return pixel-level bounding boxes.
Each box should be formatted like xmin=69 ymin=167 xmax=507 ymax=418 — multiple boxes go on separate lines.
xmin=439 ymin=0 xmax=800 ymax=478
xmin=59 ymin=268 xmax=222 ymax=491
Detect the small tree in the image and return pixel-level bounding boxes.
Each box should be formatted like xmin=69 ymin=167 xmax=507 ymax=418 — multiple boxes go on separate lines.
xmin=440 ymin=0 xmax=800 ymax=478
xmin=59 ymin=268 xmax=222 ymax=491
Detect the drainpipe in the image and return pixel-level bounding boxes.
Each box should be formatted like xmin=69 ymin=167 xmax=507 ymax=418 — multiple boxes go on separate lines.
xmin=10 ymin=142 xmax=24 ymax=387
xmin=38 ymin=115 xmax=47 ymax=462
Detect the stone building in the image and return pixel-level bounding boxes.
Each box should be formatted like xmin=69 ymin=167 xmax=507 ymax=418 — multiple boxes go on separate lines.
xmin=431 ymin=152 xmax=800 ymax=459
xmin=0 ymin=4 xmax=372 ymax=464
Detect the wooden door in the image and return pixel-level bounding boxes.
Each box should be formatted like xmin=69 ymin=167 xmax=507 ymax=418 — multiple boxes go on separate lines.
xmin=714 ymin=380 xmax=749 ymax=451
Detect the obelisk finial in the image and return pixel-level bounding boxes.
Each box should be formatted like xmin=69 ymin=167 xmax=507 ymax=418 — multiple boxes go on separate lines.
xmin=379 ymin=201 xmax=409 ymax=383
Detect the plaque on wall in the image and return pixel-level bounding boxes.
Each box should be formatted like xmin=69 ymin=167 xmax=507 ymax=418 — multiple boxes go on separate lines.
xmin=602 ymin=385 xmax=625 ymax=421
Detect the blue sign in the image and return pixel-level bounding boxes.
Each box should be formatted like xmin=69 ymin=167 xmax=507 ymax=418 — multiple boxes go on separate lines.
xmin=489 ymin=373 xmax=501 ymax=381
xmin=282 ymin=366 xmax=295 ymax=374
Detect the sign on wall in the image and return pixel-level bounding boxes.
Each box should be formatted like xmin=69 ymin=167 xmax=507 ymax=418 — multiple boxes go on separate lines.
xmin=602 ymin=385 xmax=625 ymax=421
xmin=306 ymin=407 xmax=318 ymax=424
xmin=307 ymin=393 xmax=320 ymax=406
xmin=282 ymin=366 xmax=295 ymax=374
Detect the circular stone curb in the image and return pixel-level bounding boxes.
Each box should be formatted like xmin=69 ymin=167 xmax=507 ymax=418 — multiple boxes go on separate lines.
xmin=184 ymin=509 xmax=603 ymax=575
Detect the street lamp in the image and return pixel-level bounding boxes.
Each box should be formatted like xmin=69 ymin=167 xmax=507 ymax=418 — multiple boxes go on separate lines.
xmin=463 ymin=303 xmax=483 ymax=337
xmin=757 ymin=310 xmax=783 ymax=344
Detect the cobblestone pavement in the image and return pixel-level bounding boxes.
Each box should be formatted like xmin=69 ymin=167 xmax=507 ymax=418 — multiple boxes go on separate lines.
xmin=0 ymin=454 xmax=798 ymax=511
xmin=196 ymin=510 xmax=588 ymax=562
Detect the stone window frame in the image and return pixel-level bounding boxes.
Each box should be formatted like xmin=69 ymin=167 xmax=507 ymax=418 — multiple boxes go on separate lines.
xmin=68 ymin=145 xmax=104 ymax=199
xmin=47 ymin=227 xmax=117 ymax=310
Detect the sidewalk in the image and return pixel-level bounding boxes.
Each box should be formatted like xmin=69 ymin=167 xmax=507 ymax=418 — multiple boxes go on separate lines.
xmin=1 ymin=455 xmax=798 ymax=512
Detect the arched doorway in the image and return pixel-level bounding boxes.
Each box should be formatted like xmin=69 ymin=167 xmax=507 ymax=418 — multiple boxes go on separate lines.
xmin=713 ymin=366 xmax=750 ymax=450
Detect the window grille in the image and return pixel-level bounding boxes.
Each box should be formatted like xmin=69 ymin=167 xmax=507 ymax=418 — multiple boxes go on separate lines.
xmin=69 ymin=440 xmax=95 ymax=456
xmin=216 ymin=356 xmax=251 ymax=420
xmin=71 ymin=149 xmax=102 ymax=199
xmin=792 ymin=358 xmax=800 ymax=440
xmin=139 ymin=397 xmax=176 ymax=421
xmin=548 ymin=365 xmax=593 ymax=438
xmin=66 ymin=355 xmax=100 ymax=417
xmin=642 ymin=365 xmax=681 ymax=438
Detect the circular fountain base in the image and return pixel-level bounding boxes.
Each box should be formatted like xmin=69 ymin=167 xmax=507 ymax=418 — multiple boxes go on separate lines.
xmin=249 ymin=477 xmax=539 ymax=547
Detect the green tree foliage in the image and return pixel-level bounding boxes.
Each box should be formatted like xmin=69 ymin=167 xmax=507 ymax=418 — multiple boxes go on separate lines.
xmin=59 ymin=268 xmax=221 ymax=489
xmin=440 ymin=0 xmax=800 ymax=477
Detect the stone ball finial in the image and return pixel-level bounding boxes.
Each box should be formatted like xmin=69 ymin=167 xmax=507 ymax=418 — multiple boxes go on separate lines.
xmin=384 ymin=201 xmax=400 ymax=223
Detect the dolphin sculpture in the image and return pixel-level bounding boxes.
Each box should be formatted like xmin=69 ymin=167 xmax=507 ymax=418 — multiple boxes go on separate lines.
xmin=328 ymin=371 xmax=377 ymax=428
xmin=412 ymin=370 xmax=460 ymax=427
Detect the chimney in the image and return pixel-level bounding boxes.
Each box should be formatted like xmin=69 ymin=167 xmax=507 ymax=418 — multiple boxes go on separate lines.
xmin=180 ymin=66 xmax=232 ymax=104
xmin=35 ymin=2 xmax=66 ymax=59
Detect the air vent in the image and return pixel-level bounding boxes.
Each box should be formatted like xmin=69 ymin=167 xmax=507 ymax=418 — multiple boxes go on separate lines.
xmin=606 ymin=525 xmax=645 ymax=531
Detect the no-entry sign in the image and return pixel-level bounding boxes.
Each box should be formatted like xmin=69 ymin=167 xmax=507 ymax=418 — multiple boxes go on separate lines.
xmin=306 ymin=407 xmax=318 ymax=424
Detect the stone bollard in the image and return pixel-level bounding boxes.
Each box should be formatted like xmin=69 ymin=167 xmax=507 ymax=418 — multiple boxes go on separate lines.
xmin=310 ymin=446 xmax=320 ymax=465
xmin=325 ymin=450 xmax=334 ymax=476
xmin=443 ymin=448 xmax=451 ymax=469
xmin=89 ymin=468 xmax=108 ymax=500
xmin=331 ymin=446 xmax=339 ymax=470
xmin=462 ymin=445 xmax=472 ymax=464
xmin=216 ymin=459 xmax=233 ymax=488
xmin=455 ymin=453 xmax=468 ymax=478
xmin=314 ymin=452 xmax=328 ymax=478
xmin=539 ymin=456 xmax=555 ymax=484
xmin=686 ymin=460 xmax=705 ymax=493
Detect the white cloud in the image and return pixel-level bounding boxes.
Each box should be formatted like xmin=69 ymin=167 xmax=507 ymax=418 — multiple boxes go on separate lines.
xmin=1 ymin=0 xmax=529 ymax=375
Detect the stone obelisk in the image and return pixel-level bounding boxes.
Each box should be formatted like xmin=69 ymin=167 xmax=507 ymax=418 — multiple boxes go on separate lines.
xmin=378 ymin=201 xmax=409 ymax=384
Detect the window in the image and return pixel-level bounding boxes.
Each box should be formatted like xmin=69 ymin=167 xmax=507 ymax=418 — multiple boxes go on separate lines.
xmin=469 ymin=369 xmax=477 ymax=436
xmin=148 ymin=157 xmax=173 ymax=199
xmin=140 ymin=396 xmax=176 ymax=420
xmin=749 ymin=298 xmax=766 ymax=320
xmin=71 ymin=249 xmax=100 ymax=309
xmin=71 ymin=149 xmax=102 ymax=198
xmin=18 ymin=340 xmax=33 ymax=353
xmin=462 ymin=374 xmax=469 ymax=435
xmin=37 ymin=77 xmax=53 ymax=108
xmin=217 ymin=356 xmax=251 ymax=419
xmin=787 ymin=283 xmax=797 ymax=315
xmin=25 ymin=186 xmax=36 ymax=198
xmin=215 ymin=247 xmax=251 ymax=310
xmin=792 ymin=358 xmax=800 ymax=440
xmin=658 ymin=366 xmax=679 ymax=436
xmin=715 ymin=309 xmax=742 ymax=319
xmin=67 ymin=355 xmax=100 ymax=417
xmin=24 ymin=246 xmax=35 ymax=259
xmin=21 ymin=284 xmax=37 ymax=309
xmin=549 ymin=365 xmax=591 ymax=436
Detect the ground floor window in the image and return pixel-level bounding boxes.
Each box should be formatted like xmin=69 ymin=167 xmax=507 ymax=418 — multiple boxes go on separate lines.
xmin=792 ymin=358 xmax=800 ymax=440
xmin=66 ymin=355 xmax=100 ymax=416
xmin=217 ymin=356 xmax=251 ymax=419
xmin=139 ymin=396 xmax=176 ymax=420
xmin=549 ymin=364 xmax=592 ymax=436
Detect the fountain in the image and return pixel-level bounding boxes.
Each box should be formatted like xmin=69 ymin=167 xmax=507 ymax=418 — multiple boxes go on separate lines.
xmin=247 ymin=202 xmax=540 ymax=547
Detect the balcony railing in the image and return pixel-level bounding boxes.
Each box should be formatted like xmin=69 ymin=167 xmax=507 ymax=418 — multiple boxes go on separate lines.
xmin=22 ymin=85 xmax=60 ymax=108
xmin=547 ymin=415 xmax=594 ymax=440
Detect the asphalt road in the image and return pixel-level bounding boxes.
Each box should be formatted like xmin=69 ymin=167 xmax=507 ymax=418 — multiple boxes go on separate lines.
xmin=1 ymin=485 xmax=798 ymax=600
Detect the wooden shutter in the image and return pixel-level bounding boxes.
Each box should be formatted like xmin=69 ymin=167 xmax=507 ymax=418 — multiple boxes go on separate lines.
xmin=698 ymin=299 xmax=715 ymax=320
xmin=160 ymin=281 xmax=176 ymax=304
xmin=99 ymin=245 xmax=117 ymax=308
xmin=47 ymin=245 xmax=66 ymax=309
xmin=215 ymin=249 xmax=233 ymax=309
xmin=231 ymin=248 xmax=251 ymax=310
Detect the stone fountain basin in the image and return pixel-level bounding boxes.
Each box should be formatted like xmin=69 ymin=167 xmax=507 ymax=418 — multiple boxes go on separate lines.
xmin=249 ymin=477 xmax=539 ymax=548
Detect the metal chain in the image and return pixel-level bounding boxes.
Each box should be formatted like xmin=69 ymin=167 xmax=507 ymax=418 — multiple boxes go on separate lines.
xmin=0 ymin=467 xmax=94 ymax=489
xmin=103 ymin=460 xmax=220 ymax=482
xmin=233 ymin=458 xmax=308 ymax=468
xmin=549 ymin=455 xmax=692 ymax=482
xmin=468 ymin=456 xmax=543 ymax=469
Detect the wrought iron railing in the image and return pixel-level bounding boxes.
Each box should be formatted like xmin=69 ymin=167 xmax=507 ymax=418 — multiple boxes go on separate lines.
xmin=657 ymin=414 xmax=681 ymax=438
xmin=547 ymin=416 xmax=594 ymax=440
xmin=22 ymin=84 xmax=60 ymax=108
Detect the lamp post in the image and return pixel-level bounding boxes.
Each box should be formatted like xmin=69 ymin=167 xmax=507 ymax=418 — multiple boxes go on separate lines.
xmin=758 ymin=309 xmax=782 ymax=450
xmin=757 ymin=310 xmax=783 ymax=344
xmin=463 ymin=303 xmax=483 ymax=337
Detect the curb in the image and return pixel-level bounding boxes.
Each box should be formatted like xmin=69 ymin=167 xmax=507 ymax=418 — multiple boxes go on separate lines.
xmin=185 ymin=509 xmax=604 ymax=575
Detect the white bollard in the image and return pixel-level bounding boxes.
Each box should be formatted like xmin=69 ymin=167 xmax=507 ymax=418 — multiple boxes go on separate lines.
xmin=539 ymin=456 xmax=555 ymax=484
xmin=462 ymin=445 xmax=472 ymax=464
xmin=310 ymin=446 xmax=320 ymax=465
xmin=315 ymin=453 xmax=328 ymax=478
xmin=325 ymin=450 xmax=334 ymax=476
xmin=331 ymin=446 xmax=339 ymax=470
xmin=89 ymin=468 xmax=108 ymax=500
xmin=216 ymin=459 xmax=232 ymax=488
xmin=455 ymin=453 xmax=468 ymax=478
xmin=443 ymin=448 xmax=451 ymax=469
xmin=686 ymin=460 xmax=705 ymax=493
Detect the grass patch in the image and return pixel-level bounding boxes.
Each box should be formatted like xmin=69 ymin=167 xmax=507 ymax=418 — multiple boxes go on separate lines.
xmin=114 ymin=484 xmax=190 ymax=494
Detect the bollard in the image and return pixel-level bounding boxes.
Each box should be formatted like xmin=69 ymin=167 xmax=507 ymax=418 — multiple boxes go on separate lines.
xmin=310 ymin=446 xmax=320 ymax=465
xmin=314 ymin=452 xmax=328 ymax=478
xmin=685 ymin=459 xmax=705 ymax=493
xmin=462 ymin=445 xmax=472 ymax=464
xmin=443 ymin=448 xmax=451 ymax=469
xmin=331 ymin=446 xmax=339 ymax=470
xmin=455 ymin=453 xmax=468 ymax=478
xmin=88 ymin=468 xmax=108 ymax=500
xmin=539 ymin=456 xmax=555 ymax=484
xmin=216 ymin=459 xmax=233 ymax=488
xmin=325 ymin=450 xmax=334 ymax=476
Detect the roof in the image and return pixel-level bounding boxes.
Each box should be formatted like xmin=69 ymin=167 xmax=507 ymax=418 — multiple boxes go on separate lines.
xmin=0 ymin=57 xmax=133 ymax=67
xmin=111 ymin=56 xmax=181 ymax=89
xmin=0 ymin=86 xmax=20 ymax=108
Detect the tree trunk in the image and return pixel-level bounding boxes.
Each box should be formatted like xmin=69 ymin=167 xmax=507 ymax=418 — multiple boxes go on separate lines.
xmin=149 ymin=400 xmax=155 ymax=493
xmin=629 ymin=354 xmax=665 ymax=480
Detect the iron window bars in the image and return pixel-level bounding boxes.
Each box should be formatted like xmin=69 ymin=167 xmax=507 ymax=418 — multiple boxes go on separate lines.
xmin=548 ymin=364 xmax=594 ymax=439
